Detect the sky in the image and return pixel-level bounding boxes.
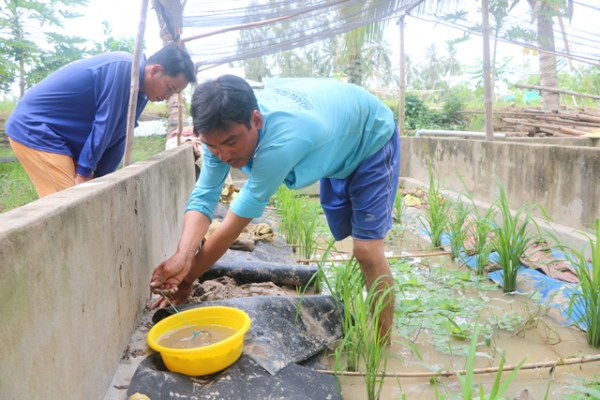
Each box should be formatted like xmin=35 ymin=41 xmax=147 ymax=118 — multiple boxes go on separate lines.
xmin=19 ymin=0 xmax=598 ymax=95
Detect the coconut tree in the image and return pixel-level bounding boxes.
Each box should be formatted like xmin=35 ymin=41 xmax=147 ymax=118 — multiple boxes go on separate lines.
xmin=363 ymin=29 xmax=395 ymax=87
xmin=509 ymin=0 xmax=574 ymax=111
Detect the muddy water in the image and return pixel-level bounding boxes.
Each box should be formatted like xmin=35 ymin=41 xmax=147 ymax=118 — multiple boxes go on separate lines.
xmin=322 ymin=230 xmax=600 ymax=399
xmin=158 ymin=325 xmax=237 ymax=349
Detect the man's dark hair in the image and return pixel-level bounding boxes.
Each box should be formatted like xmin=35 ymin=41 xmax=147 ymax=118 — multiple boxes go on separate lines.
xmin=147 ymin=42 xmax=196 ymax=83
xmin=191 ymin=74 xmax=259 ymax=135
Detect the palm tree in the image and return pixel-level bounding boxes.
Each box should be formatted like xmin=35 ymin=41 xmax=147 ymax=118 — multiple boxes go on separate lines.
xmin=509 ymin=0 xmax=574 ymax=111
xmin=363 ymin=29 xmax=395 ymax=87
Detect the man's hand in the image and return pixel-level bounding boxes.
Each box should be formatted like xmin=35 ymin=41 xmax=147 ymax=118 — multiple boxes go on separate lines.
xmin=74 ymin=173 xmax=91 ymax=185
xmin=151 ymin=279 xmax=193 ymax=309
xmin=150 ymin=252 xmax=193 ymax=296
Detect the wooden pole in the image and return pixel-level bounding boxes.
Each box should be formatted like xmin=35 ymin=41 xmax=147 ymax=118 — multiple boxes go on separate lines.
xmin=398 ymin=17 xmax=406 ymax=136
xmin=515 ymin=83 xmax=600 ymax=101
xmin=482 ymin=0 xmax=494 ymax=141
xmin=176 ymin=27 xmax=183 ymax=147
xmin=317 ymin=354 xmax=600 ymax=378
xmin=124 ymin=0 xmax=150 ymax=167
xmin=296 ymin=251 xmax=451 ymax=264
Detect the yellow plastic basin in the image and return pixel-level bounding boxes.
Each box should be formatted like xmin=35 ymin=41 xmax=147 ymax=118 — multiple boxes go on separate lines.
xmin=147 ymin=306 xmax=251 ymax=376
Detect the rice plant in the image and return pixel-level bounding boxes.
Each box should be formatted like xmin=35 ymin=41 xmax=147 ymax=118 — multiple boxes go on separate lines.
xmin=419 ymin=163 xmax=450 ymax=248
xmin=332 ymin=264 xmax=410 ymax=400
xmin=393 ymin=189 xmax=405 ymax=223
xmin=492 ymin=176 xmax=543 ymax=293
xmin=272 ymin=185 xmax=302 ymax=248
xmin=295 ymin=199 xmax=323 ymax=261
xmin=446 ymin=198 xmax=470 ymax=260
xmin=456 ymin=175 xmax=496 ymax=275
xmin=567 ymin=219 xmax=600 ymax=347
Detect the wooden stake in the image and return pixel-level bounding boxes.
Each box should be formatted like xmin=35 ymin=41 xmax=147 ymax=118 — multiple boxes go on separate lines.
xmin=398 ymin=16 xmax=405 ymax=136
xmin=482 ymin=0 xmax=494 ymax=141
xmin=124 ymin=0 xmax=149 ymax=167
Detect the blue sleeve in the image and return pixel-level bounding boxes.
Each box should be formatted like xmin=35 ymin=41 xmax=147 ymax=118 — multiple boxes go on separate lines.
xmin=229 ymin=119 xmax=319 ymax=219
xmin=185 ymin=144 xmax=231 ymax=221
xmin=76 ymin=63 xmax=130 ymax=177
xmin=95 ymin=137 xmax=125 ymax=176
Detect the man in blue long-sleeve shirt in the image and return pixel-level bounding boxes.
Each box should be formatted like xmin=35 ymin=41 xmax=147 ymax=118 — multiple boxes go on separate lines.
xmin=6 ymin=42 xmax=196 ymax=198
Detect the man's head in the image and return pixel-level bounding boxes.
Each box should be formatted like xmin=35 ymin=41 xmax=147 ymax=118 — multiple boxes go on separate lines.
xmin=190 ymin=75 xmax=262 ymax=169
xmin=142 ymin=42 xmax=196 ymax=102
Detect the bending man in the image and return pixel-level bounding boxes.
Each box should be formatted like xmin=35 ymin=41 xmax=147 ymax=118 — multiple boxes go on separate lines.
xmin=6 ymin=42 xmax=196 ymax=198
xmin=150 ymin=75 xmax=400 ymax=339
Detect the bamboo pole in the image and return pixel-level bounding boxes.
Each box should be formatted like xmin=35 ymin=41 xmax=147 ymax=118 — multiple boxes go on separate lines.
xmin=398 ymin=16 xmax=405 ymax=136
xmin=176 ymin=28 xmax=183 ymax=147
xmin=296 ymin=251 xmax=451 ymax=264
xmin=538 ymin=127 xmax=569 ymax=137
xmin=481 ymin=0 xmax=494 ymax=141
xmin=535 ymin=115 xmax=600 ymax=128
xmin=515 ymin=84 xmax=600 ymax=101
xmin=124 ymin=0 xmax=150 ymax=167
xmin=316 ymin=354 xmax=600 ymax=378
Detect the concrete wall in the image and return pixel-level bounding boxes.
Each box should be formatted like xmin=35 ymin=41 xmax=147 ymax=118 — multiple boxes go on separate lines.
xmin=400 ymin=137 xmax=600 ymax=233
xmin=0 ymin=146 xmax=196 ymax=399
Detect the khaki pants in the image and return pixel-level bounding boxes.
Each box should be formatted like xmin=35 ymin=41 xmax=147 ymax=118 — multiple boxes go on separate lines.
xmin=9 ymin=138 xmax=77 ymax=198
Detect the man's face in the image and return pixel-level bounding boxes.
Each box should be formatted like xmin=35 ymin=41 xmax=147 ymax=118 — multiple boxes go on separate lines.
xmin=142 ymin=65 xmax=189 ymax=102
xmin=200 ymin=110 xmax=262 ymax=169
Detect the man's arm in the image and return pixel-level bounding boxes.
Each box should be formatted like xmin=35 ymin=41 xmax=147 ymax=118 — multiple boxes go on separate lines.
xmin=150 ymin=209 xmax=251 ymax=308
xmin=150 ymin=210 xmax=211 ymax=294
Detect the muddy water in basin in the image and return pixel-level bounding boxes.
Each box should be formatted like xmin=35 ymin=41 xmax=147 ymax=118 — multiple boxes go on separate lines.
xmin=158 ymin=325 xmax=237 ymax=349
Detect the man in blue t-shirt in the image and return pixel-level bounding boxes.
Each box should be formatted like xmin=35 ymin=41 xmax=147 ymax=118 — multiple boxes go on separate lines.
xmin=6 ymin=42 xmax=196 ymax=198
xmin=150 ymin=75 xmax=400 ymax=340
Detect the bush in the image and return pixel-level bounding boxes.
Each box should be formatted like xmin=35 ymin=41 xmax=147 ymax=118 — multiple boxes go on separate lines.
xmin=403 ymin=94 xmax=466 ymax=131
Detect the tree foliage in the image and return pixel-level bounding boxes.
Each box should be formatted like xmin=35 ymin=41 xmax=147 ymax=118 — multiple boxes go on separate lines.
xmin=0 ymin=0 xmax=89 ymax=96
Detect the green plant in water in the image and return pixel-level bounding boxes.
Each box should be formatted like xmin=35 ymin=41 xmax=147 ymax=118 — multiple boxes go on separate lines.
xmin=564 ymin=375 xmax=600 ymax=399
xmin=295 ymin=199 xmax=322 ymax=260
xmin=566 ymin=219 xmax=600 ymax=348
xmin=447 ymin=198 xmax=470 ymax=260
xmin=332 ymin=266 xmax=413 ymax=400
xmin=272 ymin=185 xmax=300 ymax=247
xmin=492 ymin=176 xmax=543 ymax=293
xmin=457 ymin=173 xmax=496 ymax=275
xmin=437 ymin=316 xmax=526 ymax=400
xmin=419 ymin=163 xmax=450 ymax=248
xmin=393 ymin=189 xmax=405 ymax=224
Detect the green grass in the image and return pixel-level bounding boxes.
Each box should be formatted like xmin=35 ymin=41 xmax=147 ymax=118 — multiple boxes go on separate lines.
xmin=0 ymin=161 xmax=37 ymax=213
xmin=0 ymin=135 xmax=167 ymax=213
xmin=130 ymin=135 xmax=167 ymax=163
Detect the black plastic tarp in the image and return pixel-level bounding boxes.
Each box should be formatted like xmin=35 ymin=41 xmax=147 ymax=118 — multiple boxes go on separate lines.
xmin=152 ymin=295 xmax=343 ymax=375
xmin=202 ymin=260 xmax=318 ymax=286
xmin=126 ymin=353 xmax=342 ymax=400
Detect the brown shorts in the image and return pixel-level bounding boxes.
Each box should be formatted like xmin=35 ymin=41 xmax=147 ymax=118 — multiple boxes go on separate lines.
xmin=9 ymin=138 xmax=77 ymax=198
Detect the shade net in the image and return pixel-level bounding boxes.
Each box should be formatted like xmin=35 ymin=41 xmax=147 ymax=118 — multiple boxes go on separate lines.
xmin=180 ymin=0 xmax=420 ymax=67
xmin=178 ymin=0 xmax=600 ymax=69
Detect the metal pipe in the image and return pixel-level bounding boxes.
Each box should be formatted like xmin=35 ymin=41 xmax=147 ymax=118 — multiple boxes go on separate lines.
xmin=415 ymin=130 xmax=506 ymax=139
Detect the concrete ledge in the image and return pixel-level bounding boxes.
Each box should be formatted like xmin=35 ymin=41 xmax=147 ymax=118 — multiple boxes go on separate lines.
xmin=401 ymin=136 xmax=600 ymax=233
xmin=0 ymin=145 xmax=196 ymax=399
